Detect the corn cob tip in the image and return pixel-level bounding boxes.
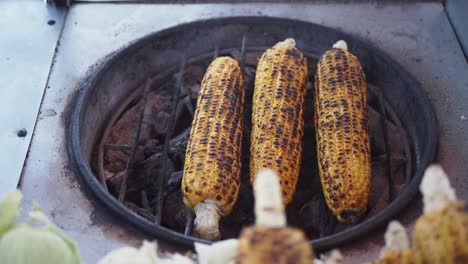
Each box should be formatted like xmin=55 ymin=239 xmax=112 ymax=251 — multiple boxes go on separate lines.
xmin=315 ymin=249 xmax=344 ymax=264
xmin=380 ymin=221 xmax=410 ymax=257
xmin=332 ymin=40 xmax=348 ymax=51
xmin=195 ymin=239 xmax=239 ymax=264
xmin=336 ymin=208 xmax=365 ymax=223
xmin=213 ymin=56 xmax=239 ymax=65
xmin=194 ymin=199 xmax=222 ymax=240
xmin=254 ymin=169 xmax=286 ymax=228
xmin=420 ymin=164 xmax=456 ymax=213
xmin=376 ymin=222 xmax=423 ymax=264
xmin=282 ymin=38 xmax=296 ymax=46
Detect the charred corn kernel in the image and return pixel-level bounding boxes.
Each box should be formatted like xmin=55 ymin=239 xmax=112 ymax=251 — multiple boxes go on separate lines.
xmin=236 ymin=169 xmax=314 ymax=264
xmin=376 ymin=250 xmax=423 ymax=264
xmin=314 ymin=40 xmax=371 ymax=223
xmin=236 ymin=226 xmax=314 ymax=264
xmin=182 ymin=56 xmax=245 ymax=240
xmin=413 ymin=202 xmax=468 ymax=264
xmin=250 ymin=38 xmax=308 ymax=205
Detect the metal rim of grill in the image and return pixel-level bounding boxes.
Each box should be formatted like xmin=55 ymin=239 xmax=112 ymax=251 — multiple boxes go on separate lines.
xmin=67 ymin=17 xmax=437 ymax=251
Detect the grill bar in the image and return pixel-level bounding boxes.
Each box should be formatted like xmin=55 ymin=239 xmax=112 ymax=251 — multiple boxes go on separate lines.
xmin=380 ymin=97 xmax=413 ymax=184
xmin=155 ymin=57 xmax=186 ymax=224
xmin=184 ymin=210 xmax=194 ymax=236
xmin=213 ymin=45 xmax=219 ymax=59
xmin=376 ymin=89 xmax=394 ymax=201
xmin=103 ymin=142 xmax=183 ymax=154
xmin=240 ymin=35 xmax=247 ymax=75
xmin=141 ymin=190 xmax=151 ymax=211
xmin=369 ymin=84 xmax=413 ymax=188
xmin=118 ymin=80 xmax=152 ymax=202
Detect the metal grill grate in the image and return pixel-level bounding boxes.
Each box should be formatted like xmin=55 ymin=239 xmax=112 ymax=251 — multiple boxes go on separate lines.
xmin=95 ymin=35 xmax=413 ymax=240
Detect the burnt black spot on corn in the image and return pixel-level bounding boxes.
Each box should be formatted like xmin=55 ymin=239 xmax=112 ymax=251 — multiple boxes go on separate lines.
xmin=181 ymin=57 xmax=245 ymax=239
xmin=314 ymin=40 xmax=371 ymax=223
xmin=250 ymin=38 xmax=308 ymax=205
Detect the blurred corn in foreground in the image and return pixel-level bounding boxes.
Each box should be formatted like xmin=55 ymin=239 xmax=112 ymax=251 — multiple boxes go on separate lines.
xmin=374 ymin=221 xmax=422 ymax=264
xmin=250 ymin=38 xmax=308 ymax=206
xmin=314 ymin=40 xmax=371 ymax=223
xmin=373 ymin=164 xmax=468 ymax=264
xmin=236 ymin=169 xmax=315 ymax=264
xmin=182 ymin=57 xmax=245 ymax=240
xmin=412 ymin=165 xmax=468 ymax=263
xmin=0 ymin=191 xmax=81 ymax=264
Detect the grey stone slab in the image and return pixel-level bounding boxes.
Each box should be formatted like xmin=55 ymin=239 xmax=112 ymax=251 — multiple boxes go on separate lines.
xmin=0 ymin=1 xmax=66 ymax=195
xmin=446 ymin=0 xmax=468 ymax=60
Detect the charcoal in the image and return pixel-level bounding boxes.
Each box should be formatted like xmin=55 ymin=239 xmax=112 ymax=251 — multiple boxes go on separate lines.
xmin=230 ymin=49 xmax=262 ymax=67
xmin=369 ymin=105 xmax=404 ymax=156
xmin=139 ymin=152 xmax=175 ymax=186
xmin=104 ymin=161 xmax=126 ymax=173
xmin=166 ymin=171 xmax=183 ymax=192
xmin=162 ymin=191 xmax=187 ymax=233
xmin=106 ymin=170 xmax=125 ymax=191
xmin=183 ymin=65 xmax=204 ymax=100
xmin=124 ymin=201 xmax=155 ymax=222
xmin=187 ymin=84 xmax=200 ymax=100
xmin=244 ymin=52 xmax=262 ymax=66
xmin=243 ymin=66 xmax=256 ymax=92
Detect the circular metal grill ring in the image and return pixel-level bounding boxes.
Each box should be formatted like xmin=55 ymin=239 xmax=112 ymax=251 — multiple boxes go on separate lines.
xmin=67 ymin=17 xmax=437 ymax=251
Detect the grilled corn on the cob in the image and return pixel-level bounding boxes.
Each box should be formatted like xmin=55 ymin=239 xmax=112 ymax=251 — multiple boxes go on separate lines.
xmin=250 ymin=38 xmax=308 ymax=205
xmin=412 ymin=165 xmax=468 ymax=264
xmin=314 ymin=40 xmax=371 ymax=223
xmin=236 ymin=169 xmax=315 ymax=264
xmin=182 ymin=56 xmax=245 ymax=240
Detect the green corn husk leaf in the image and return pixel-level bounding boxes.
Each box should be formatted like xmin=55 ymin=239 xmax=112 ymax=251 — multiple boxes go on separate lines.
xmin=0 ymin=190 xmax=22 ymax=237
xmin=0 ymin=204 xmax=81 ymax=264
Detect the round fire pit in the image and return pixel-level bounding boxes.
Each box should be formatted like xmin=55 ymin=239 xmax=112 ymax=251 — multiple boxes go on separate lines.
xmin=68 ymin=17 xmax=437 ymax=250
